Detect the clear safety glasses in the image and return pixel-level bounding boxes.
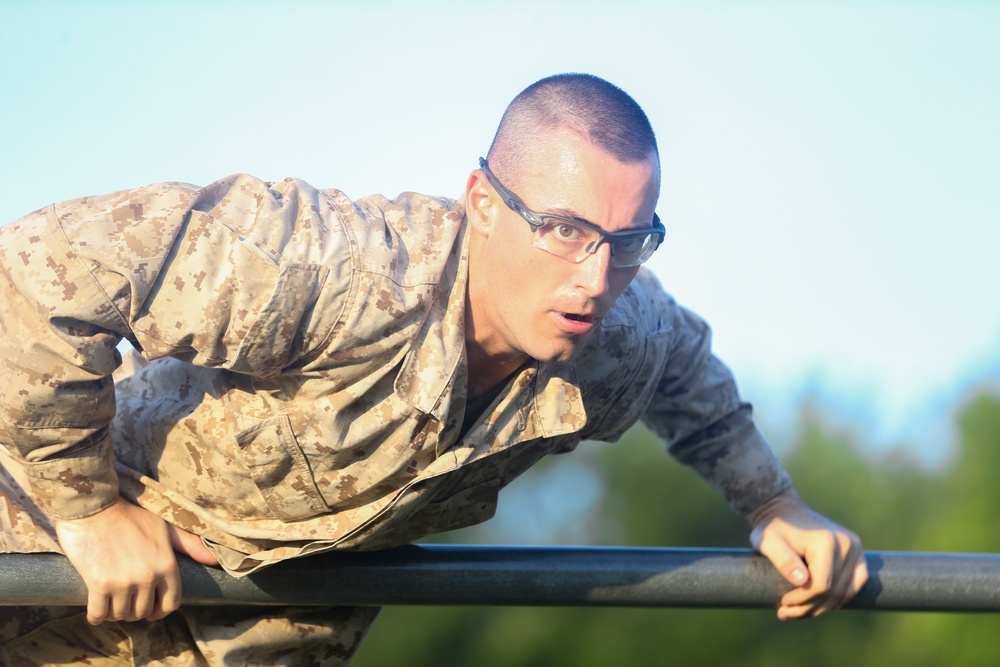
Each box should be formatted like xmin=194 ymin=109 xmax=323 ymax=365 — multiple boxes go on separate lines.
xmin=479 ymin=157 xmax=664 ymax=268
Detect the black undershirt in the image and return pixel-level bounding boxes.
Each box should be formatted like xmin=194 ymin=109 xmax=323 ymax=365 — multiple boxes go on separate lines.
xmin=458 ymin=383 xmax=506 ymax=440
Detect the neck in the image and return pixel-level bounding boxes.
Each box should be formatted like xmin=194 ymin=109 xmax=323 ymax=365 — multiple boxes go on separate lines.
xmin=464 ymin=218 xmax=531 ymax=398
xmin=464 ymin=289 xmax=529 ymax=398
xmin=464 ymin=339 xmax=528 ymax=399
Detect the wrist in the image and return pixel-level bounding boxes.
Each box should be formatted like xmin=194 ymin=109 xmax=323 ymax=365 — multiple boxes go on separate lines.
xmin=746 ymin=486 xmax=804 ymax=527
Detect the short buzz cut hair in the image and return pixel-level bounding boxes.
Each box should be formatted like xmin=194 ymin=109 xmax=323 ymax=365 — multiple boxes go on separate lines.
xmin=486 ymin=73 xmax=659 ymax=188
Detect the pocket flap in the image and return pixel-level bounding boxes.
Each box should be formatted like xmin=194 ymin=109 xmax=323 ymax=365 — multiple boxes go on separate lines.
xmin=235 ymin=415 xmax=329 ymax=522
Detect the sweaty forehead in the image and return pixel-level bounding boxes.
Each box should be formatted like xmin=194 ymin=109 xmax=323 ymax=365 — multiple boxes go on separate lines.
xmin=519 ymin=163 xmax=659 ymax=233
xmin=519 ymin=128 xmax=655 ymax=195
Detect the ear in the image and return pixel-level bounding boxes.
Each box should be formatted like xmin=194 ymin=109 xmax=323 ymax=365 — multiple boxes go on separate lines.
xmin=465 ymin=169 xmax=498 ymax=236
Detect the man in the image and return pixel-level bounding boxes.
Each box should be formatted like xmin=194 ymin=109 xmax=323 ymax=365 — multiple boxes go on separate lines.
xmin=0 ymin=73 xmax=867 ymax=665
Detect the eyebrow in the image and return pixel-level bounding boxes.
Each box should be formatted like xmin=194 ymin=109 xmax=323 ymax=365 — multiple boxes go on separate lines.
xmin=544 ymin=206 xmax=595 ymax=225
xmin=488 ymin=161 xmax=653 ymax=234
xmin=515 ymin=189 xmax=610 ymax=230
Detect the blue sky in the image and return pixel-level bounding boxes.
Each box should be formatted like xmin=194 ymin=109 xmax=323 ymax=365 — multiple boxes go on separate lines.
xmin=1 ymin=0 xmax=997 ymax=465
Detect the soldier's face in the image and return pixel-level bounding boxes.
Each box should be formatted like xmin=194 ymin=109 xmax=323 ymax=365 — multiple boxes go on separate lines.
xmin=468 ymin=130 xmax=660 ymax=366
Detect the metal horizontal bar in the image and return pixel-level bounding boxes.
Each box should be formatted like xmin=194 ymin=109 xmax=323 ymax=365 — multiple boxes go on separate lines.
xmin=4 ymin=545 xmax=1000 ymax=612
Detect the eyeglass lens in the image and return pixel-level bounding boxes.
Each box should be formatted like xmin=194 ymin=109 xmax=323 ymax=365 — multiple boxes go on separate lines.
xmin=533 ymin=219 xmax=653 ymax=267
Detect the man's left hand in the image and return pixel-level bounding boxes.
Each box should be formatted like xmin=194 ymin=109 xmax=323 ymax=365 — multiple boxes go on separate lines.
xmin=748 ymin=488 xmax=868 ymax=620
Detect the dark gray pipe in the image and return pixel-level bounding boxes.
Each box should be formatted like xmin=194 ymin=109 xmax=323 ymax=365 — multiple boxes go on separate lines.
xmin=4 ymin=546 xmax=1000 ymax=612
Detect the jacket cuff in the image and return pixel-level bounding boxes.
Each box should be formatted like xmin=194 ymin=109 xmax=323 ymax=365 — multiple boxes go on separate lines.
xmin=682 ymin=423 xmax=793 ymax=516
xmin=20 ymin=435 xmax=120 ymax=520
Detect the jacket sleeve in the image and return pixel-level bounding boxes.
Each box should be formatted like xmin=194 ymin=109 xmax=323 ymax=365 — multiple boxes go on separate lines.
xmin=0 ymin=174 xmax=352 ymax=520
xmin=639 ymin=289 xmax=793 ymax=516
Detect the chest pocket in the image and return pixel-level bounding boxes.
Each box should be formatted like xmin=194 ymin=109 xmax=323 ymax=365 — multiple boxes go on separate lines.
xmin=232 ymin=261 xmax=327 ymax=376
xmin=234 ymin=414 xmax=330 ymax=522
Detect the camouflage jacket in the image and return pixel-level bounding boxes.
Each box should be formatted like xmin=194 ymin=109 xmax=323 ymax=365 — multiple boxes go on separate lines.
xmin=0 ymin=174 xmax=790 ymax=574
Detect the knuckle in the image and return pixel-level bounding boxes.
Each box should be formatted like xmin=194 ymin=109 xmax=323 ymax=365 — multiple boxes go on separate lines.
xmin=813 ymin=530 xmax=836 ymax=551
xmin=844 ymin=534 xmax=864 ymax=556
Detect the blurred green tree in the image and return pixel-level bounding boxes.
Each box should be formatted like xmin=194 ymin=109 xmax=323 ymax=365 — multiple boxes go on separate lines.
xmin=352 ymin=391 xmax=1000 ymax=667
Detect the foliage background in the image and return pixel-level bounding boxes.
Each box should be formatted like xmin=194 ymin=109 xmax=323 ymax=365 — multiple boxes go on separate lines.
xmin=353 ymin=388 xmax=1000 ymax=666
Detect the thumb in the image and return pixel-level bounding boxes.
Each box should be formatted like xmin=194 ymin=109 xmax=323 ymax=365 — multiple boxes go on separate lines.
xmin=168 ymin=525 xmax=220 ymax=566
xmin=752 ymin=526 xmax=810 ymax=588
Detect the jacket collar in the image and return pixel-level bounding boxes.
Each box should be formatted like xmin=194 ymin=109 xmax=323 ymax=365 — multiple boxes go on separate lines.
xmin=394 ymin=213 xmax=586 ymax=436
xmin=393 ymin=205 xmax=469 ymax=422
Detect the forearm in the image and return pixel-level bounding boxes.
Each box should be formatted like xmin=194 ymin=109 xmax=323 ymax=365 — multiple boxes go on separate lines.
xmin=0 ymin=208 xmax=125 ymax=518
xmin=669 ymin=411 xmax=793 ymax=516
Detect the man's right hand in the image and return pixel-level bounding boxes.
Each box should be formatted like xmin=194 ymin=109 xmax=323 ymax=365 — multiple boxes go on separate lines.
xmin=53 ymin=497 xmax=219 ymax=625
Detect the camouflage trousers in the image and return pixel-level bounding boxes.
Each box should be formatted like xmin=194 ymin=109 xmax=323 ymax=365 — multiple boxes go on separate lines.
xmin=0 ymin=604 xmax=380 ymax=666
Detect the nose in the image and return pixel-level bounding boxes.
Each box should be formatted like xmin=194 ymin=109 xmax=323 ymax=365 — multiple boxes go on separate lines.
xmin=573 ymin=241 xmax=612 ymax=298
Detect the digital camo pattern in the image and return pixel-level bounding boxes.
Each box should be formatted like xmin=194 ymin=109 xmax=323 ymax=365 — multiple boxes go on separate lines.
xmin=0 ymin=604 xmax=378 ymax=666
xmin=0 ymin=173 xmax=791 ymax=662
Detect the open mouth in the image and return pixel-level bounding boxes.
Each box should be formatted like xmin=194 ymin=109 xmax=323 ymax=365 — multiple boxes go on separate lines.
xmin=562 ymin=313 xmax=594 ymax=323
